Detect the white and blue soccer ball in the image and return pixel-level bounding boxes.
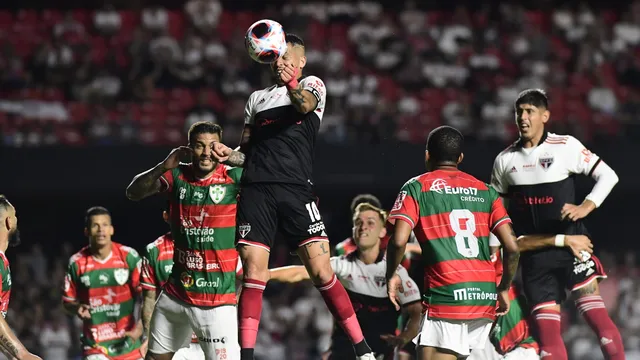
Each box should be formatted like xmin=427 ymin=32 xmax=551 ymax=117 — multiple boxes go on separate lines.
xmin=245 ymin=19 xmax=288 ymax=64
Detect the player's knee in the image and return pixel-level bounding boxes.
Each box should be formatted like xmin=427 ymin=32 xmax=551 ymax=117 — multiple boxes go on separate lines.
xmin=242 ymin=262 xmax=269 ymax=282
xmin=306 ymin=260 xmax=334 ymax=285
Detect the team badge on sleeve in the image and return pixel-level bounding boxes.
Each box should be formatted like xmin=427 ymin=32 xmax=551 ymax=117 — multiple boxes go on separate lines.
xmin=392 ymin=191 xmax=407 ymax=212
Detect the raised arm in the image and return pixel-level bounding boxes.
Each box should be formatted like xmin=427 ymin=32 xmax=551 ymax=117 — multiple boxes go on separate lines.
xmin=126 ymin=147 xmax=191 ymax=201
xmin=268 ymin=265 xmax=311 ymax=283
xmin=0 ymin=315 xmax=42 ymax=360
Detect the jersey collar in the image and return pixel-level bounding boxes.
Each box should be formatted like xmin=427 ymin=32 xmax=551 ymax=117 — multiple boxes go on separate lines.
xmin=515 ymin=131 xmax=548 ymax=148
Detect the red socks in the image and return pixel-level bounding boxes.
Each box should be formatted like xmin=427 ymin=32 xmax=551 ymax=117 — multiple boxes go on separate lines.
xmin=238 ymin=279 xmax=266 ymax=349
xmin=316 ymin=274 xmax=365 ymax=344
xmin=533 ymin=308 xmax=568 ymax=360
xmin=576 ymin=295 xmax=625 ymax=360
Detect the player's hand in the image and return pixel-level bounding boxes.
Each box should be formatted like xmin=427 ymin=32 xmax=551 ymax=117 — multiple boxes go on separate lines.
xmin=124 ymin=321 xmax=144 ymax=341
xmin=211 ymin=142 xmax=232 ymax=163
xmin=138 ymin=338 xmax=148 ymax=357
xmin=404 ymin=243 xmax=422 ymax=256
xmin=380 ymin=333 xmax=410 ymax=347
xmin=77 ymin=304 xmax=92 ymax=320
xmin=566 ymin=235 xmax=594 ymax=261
xmin=496 ymin=289 xmax=510 ymax=316
xmin=162 ymin=146 xmax=193 ymax=170
xmin=387 ymin=273 xmax=404 ymax=311
xmin=278 ymin=63 xmax=299 ymax=85
xmin=561 ymin=200 xmax=596 ymax=222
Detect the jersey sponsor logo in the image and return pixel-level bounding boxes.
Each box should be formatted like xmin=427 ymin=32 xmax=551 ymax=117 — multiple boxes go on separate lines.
xmin=183 ymin=227 xmax=215 ymax=243
xmin=81 ymin=275 xmax=91 ymax=287
xmin=179 ymin=187 xmax=187 ymax=200
xmin=539 ymin=153 xmax=554 ymax=171
xmin=195 ymin=278 xmax=220 ymax=288
xmin=452 ymin=287 xmax=498 ymax=301
xmin=198 ymin=336 xmax=227 ymax=344
xmin=514 ymin=193 xmax=554 ymax=205
xmin=181 ymin=272 xmax=194 ymax=288
xmin=209 ymin=185 xmax=226 ymax=204
xmin=193 ymin=190 xmax=206 ymax=202
xmin=260 ymin=118 xmax=277 ymax=126
xmin=238 ymin=223 xmax=251 ymax=238
xmin=430 ymin=179 xmax=479 ymax=196
xmin=176 ymin=248 xmax=221 ymax=271
xmin=307 ymin=221 xmax=325 ymax=234
xmin=523 ymin=163 xmax=536 ymax=172
xmin=391 ymin=191 xmax=407 ymax=211
xmin=90 ymin=323 xmax=126 ymax=343
xmin=113 ymin=269 xmax=129 ymax=286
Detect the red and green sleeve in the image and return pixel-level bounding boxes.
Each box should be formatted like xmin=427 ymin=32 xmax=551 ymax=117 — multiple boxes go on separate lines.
xmin=62 ymin=260 xmax=78 ymax=303
xmin=388 ymin=178 xmax=422 ymax=229
xmin=488 ymin=186 xmax=511 ymax=231
xmin=159 ymin=168 xmax=176 ymax=192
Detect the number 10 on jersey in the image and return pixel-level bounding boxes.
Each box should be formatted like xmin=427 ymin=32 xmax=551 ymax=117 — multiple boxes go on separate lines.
xmin=449 ymin=209 xmax=480 ymax=258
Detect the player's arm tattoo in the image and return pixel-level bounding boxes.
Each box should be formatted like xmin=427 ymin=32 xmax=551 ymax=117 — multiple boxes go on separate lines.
xmin=225 ymin=150 xmax=246 ymax=167
xmin=303 ymin=242 xmax=329 ymax=260
xmin=0 ymin=315 xmax=27 ymax=359
xmin=126 ymin=163 xmax=167 ymax=201
xmin=142 ymin=290 xmax=156 ymax=338
xmin=288 ymin=85 xmax=318 ymax=114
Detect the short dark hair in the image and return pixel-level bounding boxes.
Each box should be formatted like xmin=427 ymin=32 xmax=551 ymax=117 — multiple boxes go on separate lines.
xmin=350 ymin=194 xmax=382 ymax=213
xmin=187 ymin=121 xmax=223 ymax=145
xmin=285 ymin=33 xmax=304 ymax=47
xmin=85 ymin=206 xmax=111 ymax=227
xmin=515 ymin=89 xmax=548 ymax=110
xmin=426 ymin=126 xmax=464 ymax=164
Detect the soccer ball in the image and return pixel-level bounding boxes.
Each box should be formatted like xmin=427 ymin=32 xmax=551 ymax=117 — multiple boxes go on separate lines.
xmin=245 ymin=19 xmax=288 ymax=64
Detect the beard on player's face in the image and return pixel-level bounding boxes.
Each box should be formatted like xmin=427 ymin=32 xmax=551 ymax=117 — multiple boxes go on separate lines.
xmin=8 ymin=228 xmax=20 ymax=247
xmin=192 ymin=152 xmax=217 ymax=174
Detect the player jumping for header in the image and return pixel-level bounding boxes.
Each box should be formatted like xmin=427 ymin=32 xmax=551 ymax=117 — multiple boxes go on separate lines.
xmin=127 ymin=122 xmax=243 ymax=360
xmin=490 ymin=89 xmax=622 ymax=360
xmin=385 ymin=126 xmax=521 ymax=360
xmin=211 ymin=34 xmax=376 ymax=360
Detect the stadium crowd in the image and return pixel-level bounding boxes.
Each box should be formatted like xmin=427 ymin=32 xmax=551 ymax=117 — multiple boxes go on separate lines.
xmin=0 ymin=1 xmax=639 ymax=147
xmin=1 ymin=0 xmax=640 ymax=359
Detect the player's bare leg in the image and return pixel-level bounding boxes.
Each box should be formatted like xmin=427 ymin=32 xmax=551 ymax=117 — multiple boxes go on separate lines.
xmin=417 ymin=346 xmax=458 ymax=360
xmin=237 ymin=244 xmax=270 ymax=360
xmin=296 ymin=241 xmax=374 ymax=359
xmin=573 ymin=280 xmax=624 ymax=360
xmin=531 ymin=303 xmax=567 ymax=360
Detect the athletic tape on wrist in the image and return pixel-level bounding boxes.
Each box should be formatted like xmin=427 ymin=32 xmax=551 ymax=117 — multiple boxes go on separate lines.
xmin=555 ymin=234 xmax=565 ymax=247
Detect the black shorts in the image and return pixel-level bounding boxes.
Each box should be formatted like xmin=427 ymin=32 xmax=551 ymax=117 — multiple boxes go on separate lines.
xmin=521 ymin=248 xmax=607 ymax=312
xmin=235 ymin=183 xmax=329 ymax=253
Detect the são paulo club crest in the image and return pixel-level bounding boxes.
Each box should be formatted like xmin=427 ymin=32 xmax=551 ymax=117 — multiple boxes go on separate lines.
xmin=539 ymin=153 xmax=554 ymax=171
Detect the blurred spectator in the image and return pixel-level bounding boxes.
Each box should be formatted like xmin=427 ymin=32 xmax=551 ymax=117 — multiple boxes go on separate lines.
xmin=184 ymin=90 xmax=219 ymax=131
xmin=185 ymin=0 xmax=222 ymax=35
xmin=54 ymin=11 xmax=85 ymax=40
xmin=142 ymin=6 xmax=168 ymax=34
xmin=39 ymin=310 xmax=71 ymax=360
xmin=93 ymin=4 xmax=122 ymax=36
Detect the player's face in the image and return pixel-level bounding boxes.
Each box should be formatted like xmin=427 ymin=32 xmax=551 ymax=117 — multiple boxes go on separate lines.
xmin=352 ymin=210 xmax=385 ymax=250
xmin=271 ymin=43 xmax=306 ymax=85
xmin=191 ymin=132 xmax=221 ymax=174
xmin=515 ymin=104 xmax=549 ymax=141
xmin=85 ymin=214 xmax=114 ymax=246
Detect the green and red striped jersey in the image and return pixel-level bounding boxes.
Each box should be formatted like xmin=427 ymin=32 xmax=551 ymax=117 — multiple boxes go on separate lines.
xmin=141 ymin=233 xmax=175 ymax=292
xmin=63 ymin=242 xmax=142 ymax=359
xmin=388 ymin=170 xmax=511 ymax=321
xmin=0 ymin=252 xmax=11 ymax=319
xmin=490 ymin=286 xmax=539 ymax=355
xmin=159 ymin=164 xmax=242 ymax=307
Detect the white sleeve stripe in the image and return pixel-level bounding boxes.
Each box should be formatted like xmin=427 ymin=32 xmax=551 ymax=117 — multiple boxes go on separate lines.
xmin=159 ymin=175 xmax=170 ymax=190
xmin=491 ymin=217 xmax=511 ymax=232
xmin=388 ymin=214 xmax=416 ymax=229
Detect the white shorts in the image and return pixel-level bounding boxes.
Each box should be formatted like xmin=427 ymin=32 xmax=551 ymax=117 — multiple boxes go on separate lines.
xmin=467 ymin=337 xmax=501 ymax=360
xmin=173 ymin=343 xmax=205 ymax=360
xmin=148 ymin=292 xmax=240 ymax=360
xmin=413 ymin=312 xmax=493 ymax=357
xmin=503 ymin=347 xmax=539 ymax=360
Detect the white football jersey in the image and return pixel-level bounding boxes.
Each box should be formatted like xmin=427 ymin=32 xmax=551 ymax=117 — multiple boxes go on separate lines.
xmin=490 ymin=132 xmax=601 ymax=236
xmin=328 ymin=255 xmax=421 ymax=355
